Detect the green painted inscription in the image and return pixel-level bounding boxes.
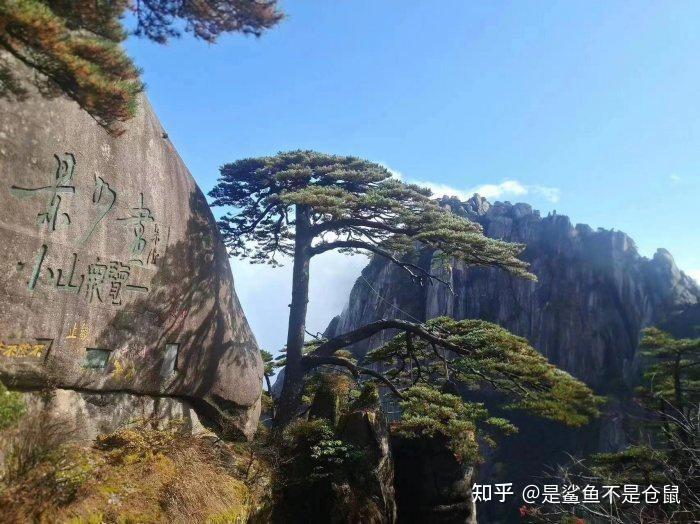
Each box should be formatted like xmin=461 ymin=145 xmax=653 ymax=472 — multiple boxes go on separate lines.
xmin=11 ymin=153 xmax=76 ymax=231
xmin=11 ymin=153 xmax=166 ymax=305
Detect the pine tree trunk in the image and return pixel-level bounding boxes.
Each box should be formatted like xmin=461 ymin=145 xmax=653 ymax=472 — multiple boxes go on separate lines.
xmin=274 ymin=205 xmax=312 ymax=428
xmin=672 ymin=353 xmax=690 ymax=446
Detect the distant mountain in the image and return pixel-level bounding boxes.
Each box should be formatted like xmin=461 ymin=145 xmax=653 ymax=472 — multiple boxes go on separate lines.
xmin=324 ymin=194 xmax=700 ymax=521
xmin=326 ymin=195 xmax=700 ymax=394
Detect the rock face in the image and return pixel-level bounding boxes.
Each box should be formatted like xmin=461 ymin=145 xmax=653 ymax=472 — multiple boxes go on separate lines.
xmin=391 ymin=435 xmax=476 ymax=524
xmin=327 ymin=195 xmax=700 ymax=393
xmin=22 ymin=389 xmax=209 ymax=442
xmin=326 ymin=195 xmax=699 ymax=521
xmin=0 ymin=52 xmax=262 ymax=439
xmin=339 ymin=408 xmax=397 ymax=523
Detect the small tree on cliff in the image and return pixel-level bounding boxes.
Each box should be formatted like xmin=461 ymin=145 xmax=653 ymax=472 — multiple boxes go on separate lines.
xmin=531 ymin=328 xmax=699 ymax=523
xmin=637 ymin=327 xmax=700 ymax=445
xmin=0 ymin=0 xmax=282 ymax=131
xmin=210 ymin=150 xmax=599 ymax=433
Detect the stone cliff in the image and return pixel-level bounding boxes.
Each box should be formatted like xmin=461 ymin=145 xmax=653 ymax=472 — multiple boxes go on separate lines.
xmin=327 ymin=195 xmax=700 ymax=394
xmin=325 ymin=194 xmax=699 ymax=521
xmin=0 ymin=51 xmax=262 ymax=439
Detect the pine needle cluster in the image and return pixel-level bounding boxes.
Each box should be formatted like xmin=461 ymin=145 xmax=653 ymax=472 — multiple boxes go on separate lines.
xmin=0 ymin=0 xmax=282 ymax=132
xmin=365 ymin=317 xmax=600 ymax=458
xmin=210 ymin=150 xmax=533 ymax=279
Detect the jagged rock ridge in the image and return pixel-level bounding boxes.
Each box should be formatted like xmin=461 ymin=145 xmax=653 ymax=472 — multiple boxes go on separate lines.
xmin=325 ymin=194 xmax=699 ymax=521
xmin=327 ymin=195 xmax=700 ymax=393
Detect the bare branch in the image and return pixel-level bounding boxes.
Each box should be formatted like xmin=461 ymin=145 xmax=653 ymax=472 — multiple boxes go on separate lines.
xmin=302 ymin=354 xmax=405 ymax=399
xmin=310 ymin=240 xmax=455 ymax=293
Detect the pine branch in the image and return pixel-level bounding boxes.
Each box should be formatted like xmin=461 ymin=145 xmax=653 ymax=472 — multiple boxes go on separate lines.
xmin=301 ymin=354 xmax=405 ymax=399
xmin=310 ymin=240 xmax=455 ymax=292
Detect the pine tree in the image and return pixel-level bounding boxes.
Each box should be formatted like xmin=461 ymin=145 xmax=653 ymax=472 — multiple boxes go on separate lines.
xmin=0 ymin=0 xmax=282 ymax=132
xmin=261 ymin=349 xmax=276 ymax=417
xmin=210 ymin=150 xmax=598 ymax=436
xmin=638 ymin=327 xmax=700 ymax=447
xmin=534 ymin=328 xmax=700 ymax=523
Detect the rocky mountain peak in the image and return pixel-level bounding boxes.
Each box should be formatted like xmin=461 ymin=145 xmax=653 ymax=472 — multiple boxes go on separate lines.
xmin=322 ymin=195 xmax=700 ymax=506
xmin=328 ymin=196 xmax=700 ymax=391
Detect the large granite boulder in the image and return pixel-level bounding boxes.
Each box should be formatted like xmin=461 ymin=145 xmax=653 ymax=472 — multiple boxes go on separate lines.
xmin=21 ymin=388 xmax=210 ymax=442
xmin=0 ymin=52 xmax=262 ymax=439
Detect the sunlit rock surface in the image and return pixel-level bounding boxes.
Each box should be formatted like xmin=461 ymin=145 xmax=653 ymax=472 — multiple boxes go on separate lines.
xmin=0 ymin=52 xmax=262 ymax=439
xmin=327 ymin=195 xmax=700 ymax=392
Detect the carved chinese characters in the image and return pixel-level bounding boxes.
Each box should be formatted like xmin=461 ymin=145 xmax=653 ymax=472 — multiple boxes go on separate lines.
xmin=0 ymin=75 xmax=263 ymax=438
xmin=0 ymin=342 xmax=47 ymax=358
xmin=11 ymin=154 xmax=164 ymax=308
xmin=11 ymin=153 xmax=76 ymax=231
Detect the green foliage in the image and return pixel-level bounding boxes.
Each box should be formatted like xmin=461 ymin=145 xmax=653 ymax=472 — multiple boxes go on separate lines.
xmin=536 ymin=329 xmax=700 ymax=523
xmin=0 ymin=0 xmax=142 ymax=131
xmin=129 ymin=0 xmax=282 ymax=43
xmin=393 ymin=386 xmax=517 ymax=463
xmin=638 ymin=327 xmax=700 ymax=420
xmin=260 ymin=349 xmax=276 ymax=378
xmin=0 ymin=381 xmax=25 ymax=430
xmin=259 ymin=349 xmax=278 ymax=415
xmin=0 ymin=0 xmax=282 ymax=132
xmin=272 ymin=340 xmax=331 ymax=370
xmin=597 ymin=329 xmax=699 ymax=515
xmin=281 ymin=418 xmax=364 ymax=483
xmin=273 ymin=386 xmax=394 ymax=522
xmin=360 ymin=317 xmax=600 ymax=462
xmin=366 ymin=316 xmax=600 ymax=428
xmin=308 ymin=438 xmax=363 ymax=481
xmin=302 ymin=372 xmax=355 ymax=413
xmin=209 ymin=150 xmax=533 ymax=279
xmin=282 ymin=415 xmax=334 ymax=450
xmin=260 ymin=390 xmax=275 ymax=414
xmin=351 ymin=383 xmax=380 ymax=411
xmin=588 ymin=445 xmax=668 ymax=486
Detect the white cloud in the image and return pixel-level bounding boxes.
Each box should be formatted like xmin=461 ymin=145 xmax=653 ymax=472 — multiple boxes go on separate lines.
xmin=687 ymin=269 xmax=700 ymax=284
xmin=231 ymin=251 xmax=368 ymax=354
xmin=409 ymin=178 xmax=561 ymax=203
xmin=410 ymin=181 xmax=472 ymax=201
xmin=531 ymin=185 xmax=562 ymax=203
xmin=670 ymin=174 xmax=682 ymax=183
xmin=471 ymin=180 xmax=528 ymax=200
xmin=376 ymin=161 xmax=560 ymax=203
xmin=378 ymin=162 xmax=404 ymax=180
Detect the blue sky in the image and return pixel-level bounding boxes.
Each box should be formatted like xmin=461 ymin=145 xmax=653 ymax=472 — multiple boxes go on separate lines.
xmin=125 ymin=1 xmax=700 ymax=352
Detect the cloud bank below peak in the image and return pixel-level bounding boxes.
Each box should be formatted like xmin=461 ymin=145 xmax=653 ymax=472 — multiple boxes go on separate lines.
xmin=687 ymin=269 xmax=700 ymax=285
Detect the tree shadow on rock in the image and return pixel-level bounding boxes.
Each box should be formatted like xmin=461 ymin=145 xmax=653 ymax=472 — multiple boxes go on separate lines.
xmin=93 ymin=188 xmax=260 ymax=438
